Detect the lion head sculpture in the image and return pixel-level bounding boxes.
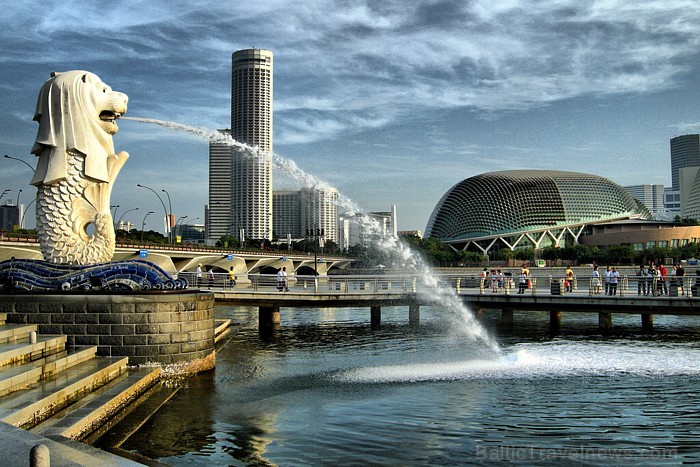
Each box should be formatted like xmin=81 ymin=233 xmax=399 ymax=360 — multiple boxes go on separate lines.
xmin=30 ymin=71 xmax=128 ymax=186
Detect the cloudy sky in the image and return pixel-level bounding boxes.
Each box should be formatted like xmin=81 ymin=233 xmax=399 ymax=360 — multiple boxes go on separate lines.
xmin=1 ymin=1 xmax=699 ymax=232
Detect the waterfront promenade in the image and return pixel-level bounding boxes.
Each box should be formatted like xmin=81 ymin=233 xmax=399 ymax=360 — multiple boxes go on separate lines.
xmin=203 ymin=270 xmax=700 ymax=332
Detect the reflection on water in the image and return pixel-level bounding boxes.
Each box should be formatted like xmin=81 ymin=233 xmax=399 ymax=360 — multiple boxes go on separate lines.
xmin=119 ymin=306 xmax=700 ymax=465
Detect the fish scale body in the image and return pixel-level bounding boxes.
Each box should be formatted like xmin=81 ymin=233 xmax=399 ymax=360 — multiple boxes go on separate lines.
xmin=35 ymin=152 xmax=115 ymax=264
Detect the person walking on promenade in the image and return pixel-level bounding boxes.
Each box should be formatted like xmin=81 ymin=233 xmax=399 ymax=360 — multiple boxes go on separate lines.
xmin=646 ymin=265 xmax=654 ymax=296
xmin=676 ymin=263 xmax=686 ymax=295
xmin=659 ymin=264 xmax=668 ymax=295
xmin=610 ymin=266 xmax=620 ymax=296
xmin=480 ymin=268 xmax=489 ymax=291
xmin=228 ymin=266 xmax=237 ymax=289
xmin=277 ymin=267 xmax=289 ymax=292
xmin=497 ymin=269 xmax=504 ymax=293
xmin=196 ymin=264 xmax=203 ymax=288
xmin=604 ymin=266 xmax=612 ymax=295
xmin=207 ymin=267 xmax=215 ymax=289
xmin=636 ymin=264 xmax=646 ymax=295
xmin=651 ymin=266 xmax=661 ymax=296
xmin=518 ymin=269 xmax=528 ymax=294
xmin=592 ymin=265 xmax=601 ymax=295
xmin=565 ymin=265 xmax=575 ymax=293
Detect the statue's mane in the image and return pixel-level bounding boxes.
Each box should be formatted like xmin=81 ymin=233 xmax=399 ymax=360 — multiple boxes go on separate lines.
xmin=30 ymin=71 xmax=113 ymax=185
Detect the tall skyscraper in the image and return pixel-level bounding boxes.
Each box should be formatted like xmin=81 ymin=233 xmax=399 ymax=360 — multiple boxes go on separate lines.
xmin=670 ymin=134 xmax=700 ymax=190
xmin=232 ymin=49 xmax=273 ymax=241
xmin=207 ymin=49 xmax=273 ymax=243
xmin=207 ymin=130 xmax=233 ymax=241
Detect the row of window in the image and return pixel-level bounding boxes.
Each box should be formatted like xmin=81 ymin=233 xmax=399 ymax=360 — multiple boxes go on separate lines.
xmin=630 ymin=238 xmax=699 ymax=250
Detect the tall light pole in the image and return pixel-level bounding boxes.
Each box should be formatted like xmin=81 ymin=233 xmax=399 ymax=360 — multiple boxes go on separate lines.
xmin=162 ymin=189 xmax=173 ymax=243
xmin=175 ymin=215 xmax=187 ymax=240
xmin=4 ymin=154 xmax=35 ymax=173
xmin=0 ymin=189 xmax=11 ymax=203
xmin=141 ymin=211 xmax=154 ymax=242
xmin=136 ymin=184 xmax=169 ymax=242
xmin=111 ymin=204 xmax=120 ymax=221
xmin=116 ymin=207 xmax=139 ymax=230
xmin=15 ymin=189 xmax=22 ymax=206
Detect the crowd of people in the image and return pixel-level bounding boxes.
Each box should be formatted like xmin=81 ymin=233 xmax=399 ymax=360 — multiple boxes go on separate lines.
xmin=633 ymin=263 xmax=687 ymax=296
xmin=478 ymin=262 xmax=696 ymax=297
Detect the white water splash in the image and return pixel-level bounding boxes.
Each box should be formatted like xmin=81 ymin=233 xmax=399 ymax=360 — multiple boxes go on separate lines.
xmin=123 ymin=116 xmax=497 ymax=349
xmin=334 ymin=341 xmax=700 ymax=384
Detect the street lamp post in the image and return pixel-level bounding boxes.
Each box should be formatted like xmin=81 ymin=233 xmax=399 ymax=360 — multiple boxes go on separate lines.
xmin=4 ymin=154 xmax=35 ymax=173
xmin=0 ymin=189 xmax=11 ymax=203
xmin=162 ymin=189 xmax=173 ymax=243
xmin=136 ymin=184 xmax=169 ymax=242
xmin=306 ymin=228 xmax=325 ymax=291
xmin=116 ymin=207 xmax=139 ymax=230
xmin=141 ymin=211 xmax=154 ymax=242
xmin=174 ymin=215 xmax=187 ymax=240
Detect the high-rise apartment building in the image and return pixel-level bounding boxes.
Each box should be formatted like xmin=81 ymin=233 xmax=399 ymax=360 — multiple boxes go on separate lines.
xmin=300 ymin=187 xmax=338 ymax=244
xmin=207 ymin=49 xmax=273 ymax=243
xmin=272 ymin=190 xmax=301 ymax=238
xmin=670 ymin=134 xmax=700 ymax=190
xmin=272 ymin=187 xmax=339 ymax=244
xmin=207 ymin=130 xmax=233 ymax=240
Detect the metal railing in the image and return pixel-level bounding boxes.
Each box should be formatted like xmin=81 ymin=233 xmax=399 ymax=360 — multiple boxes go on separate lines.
xmin=175 ymin=271 xmax=699 ymax=298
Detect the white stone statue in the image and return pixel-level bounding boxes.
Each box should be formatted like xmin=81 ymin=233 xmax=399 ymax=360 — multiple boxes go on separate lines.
xmin=30 ymin=71 xmax=128 ymax=264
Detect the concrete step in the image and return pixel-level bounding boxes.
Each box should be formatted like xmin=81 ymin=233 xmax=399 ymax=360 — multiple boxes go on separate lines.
xmin=0 ymin=323 xmax=38 ymax=344
xmin=215 ymin=318 xmax=231 ymax=344
xmin=0 ymin=334 xmax=67 ymax=368
xmin=0 ymin=313 xmax=6 ymax=325
xmin=33 ymin=366 xmax=161 ymax=441
xmin=0 ymin=357 xmax=128 ymax=429
xmin=0 ymin=420 xmax=144 ymax=466
xmin=0 ymin=346 xmax=97 ymax=397
xmin=90 ymin=379 xmax=182 ymax=449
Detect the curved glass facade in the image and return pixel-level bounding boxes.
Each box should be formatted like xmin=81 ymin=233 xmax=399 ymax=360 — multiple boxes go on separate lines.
xmin=426 ymin=170 xmax=651 ymax=242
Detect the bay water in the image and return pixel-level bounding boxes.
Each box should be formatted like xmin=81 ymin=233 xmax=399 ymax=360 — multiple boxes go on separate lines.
xmin=121 ymin=305 xmax=700 ymax=465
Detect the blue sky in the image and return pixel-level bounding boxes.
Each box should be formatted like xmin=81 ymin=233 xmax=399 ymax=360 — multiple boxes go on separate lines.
xmin=1 ymin=1 xmax=699 ymax=232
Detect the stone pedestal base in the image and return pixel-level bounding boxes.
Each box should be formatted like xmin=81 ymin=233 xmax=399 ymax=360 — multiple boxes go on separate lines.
xmin=0 ymin=291 xmax=215 ymax=365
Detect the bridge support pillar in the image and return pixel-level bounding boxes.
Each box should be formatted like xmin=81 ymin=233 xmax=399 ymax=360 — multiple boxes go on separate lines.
xmin=409 ymin=303 xmax=420 ymax=327
xmin=642 ymin=313 xmax=654 ymax=332
xmin=259 ymin=305 xmax=281 ymax=331
xmin=501 ymin=309 xmax=513 ymax=325
xmin=549 ymin=311 xmax=561 ymax=331
xmin=371 ymin=306 xmax=381 ymax=329
xmin=598 ymin=312 xmax=612 ymax=331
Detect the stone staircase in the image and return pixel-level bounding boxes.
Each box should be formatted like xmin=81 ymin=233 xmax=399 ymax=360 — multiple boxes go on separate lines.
xmin=0 ymin=312 xmax=161 ymax=465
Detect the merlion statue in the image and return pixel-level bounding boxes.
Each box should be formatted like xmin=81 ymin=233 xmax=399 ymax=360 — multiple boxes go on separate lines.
xmin=30 ymin=71 xmax=128 ymax=264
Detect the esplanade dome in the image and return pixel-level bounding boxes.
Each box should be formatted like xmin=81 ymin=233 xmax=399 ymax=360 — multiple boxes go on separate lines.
xmin=426 ymin=170 xmax=651 ymax=243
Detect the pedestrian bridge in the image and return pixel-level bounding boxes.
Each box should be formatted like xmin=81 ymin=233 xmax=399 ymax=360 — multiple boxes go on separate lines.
xmin=203 ymin=272 xmax=700 ymax=333
xmin=0 ymin=237 xmax=352 ymax=276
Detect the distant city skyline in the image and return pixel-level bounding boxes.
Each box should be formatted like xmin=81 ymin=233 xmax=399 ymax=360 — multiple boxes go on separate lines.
xmin=1 ymin=2 xmax=699 ymax=232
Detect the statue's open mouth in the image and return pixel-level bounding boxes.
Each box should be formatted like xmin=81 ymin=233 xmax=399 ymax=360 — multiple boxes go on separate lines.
xmin=99 ymin=110 xmax=122 ymax=123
